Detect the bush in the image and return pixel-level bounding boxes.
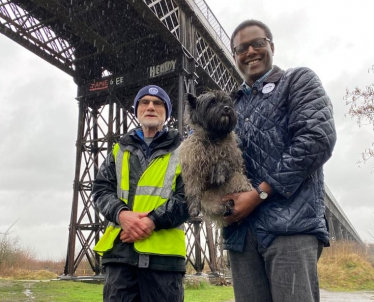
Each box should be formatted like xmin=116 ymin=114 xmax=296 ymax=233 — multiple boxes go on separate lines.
xmin=0 ymin=233 xmax=22 ymax=269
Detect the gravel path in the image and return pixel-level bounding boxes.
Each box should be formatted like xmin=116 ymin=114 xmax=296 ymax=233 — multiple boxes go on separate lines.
xmin=224 ymin=289 xmax=374 ymax=301
xmin=320 ymin=289 xmax=374 ymax=301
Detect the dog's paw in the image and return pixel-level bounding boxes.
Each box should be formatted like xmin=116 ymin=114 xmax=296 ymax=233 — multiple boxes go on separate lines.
xmin=223 ymin=199 xmax=234 ymax=217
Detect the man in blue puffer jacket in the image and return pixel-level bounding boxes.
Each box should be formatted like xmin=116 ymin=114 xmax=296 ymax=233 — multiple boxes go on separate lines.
xmin=223 ymin=19 xmax=337 ymax=302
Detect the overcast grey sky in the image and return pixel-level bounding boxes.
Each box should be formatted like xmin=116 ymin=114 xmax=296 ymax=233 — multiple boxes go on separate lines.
xmin=0 ymin=0 xmax=374 ymax=260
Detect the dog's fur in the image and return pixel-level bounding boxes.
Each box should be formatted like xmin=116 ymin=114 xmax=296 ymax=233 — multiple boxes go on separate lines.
xmin=179 ymin=90 xmax=252 ymax=225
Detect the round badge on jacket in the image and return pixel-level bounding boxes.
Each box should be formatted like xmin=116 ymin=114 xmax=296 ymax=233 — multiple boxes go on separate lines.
xmin=262 ymin=83 xmax=275 ymax=94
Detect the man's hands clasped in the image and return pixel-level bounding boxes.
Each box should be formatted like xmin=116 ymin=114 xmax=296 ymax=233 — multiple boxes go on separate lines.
xmin=118 ymin=210 xmax=155 ymax=243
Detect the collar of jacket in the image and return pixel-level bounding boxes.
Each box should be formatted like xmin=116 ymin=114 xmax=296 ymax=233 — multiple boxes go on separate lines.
xmin=119 ymin=127 xmax=182 ymax=153
xmin=235 ymin=65 xmax=284 ymax=100
xmin=241 ymin=66 xmax=274 ymax=95
xmin=134 ymin=126 xmax=169 ymax=141
xmin=120 ymin=127 xmax=169 ymax=145
xmin=263 ymin=65 xmax=283 ymax=84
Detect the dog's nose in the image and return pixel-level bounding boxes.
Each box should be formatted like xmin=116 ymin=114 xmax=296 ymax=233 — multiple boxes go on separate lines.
xmin=224 ymin=106 xmax=230 ymax=112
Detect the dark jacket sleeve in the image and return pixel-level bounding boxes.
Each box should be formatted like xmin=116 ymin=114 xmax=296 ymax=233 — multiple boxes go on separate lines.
xmin=264 ymin=68 xmax=337 ymax=198
xmin=92 ymin=152 xmax=129 ymax=223
xmin=148 ymin=174 xmax=190 ymax=231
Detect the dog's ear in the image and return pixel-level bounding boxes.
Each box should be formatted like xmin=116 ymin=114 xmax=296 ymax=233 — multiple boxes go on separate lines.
xmin=185 ymin=93 xmax=197 ymax=109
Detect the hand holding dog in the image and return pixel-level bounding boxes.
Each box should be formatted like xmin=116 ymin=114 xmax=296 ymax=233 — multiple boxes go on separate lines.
xmin=223 ymin=191 xmax=263 ymax=224
xmin=118 ymin=211 xmax=155 ymax=243
xmin=224 ymin=182 xmax=273 ymax=224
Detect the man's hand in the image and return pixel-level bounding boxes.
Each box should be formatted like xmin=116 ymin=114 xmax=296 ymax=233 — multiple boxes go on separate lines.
xmin=223 ymin=190 xmax=263 ymax=225
xmin=118 ymin=211 xmax=155 ymax=243
xmin=224 ymin=182 xmax=273 ymax=225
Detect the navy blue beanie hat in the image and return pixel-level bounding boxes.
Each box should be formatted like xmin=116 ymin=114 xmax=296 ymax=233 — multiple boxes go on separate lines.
xmin=133 ymin=85 xmax=172 ymax=121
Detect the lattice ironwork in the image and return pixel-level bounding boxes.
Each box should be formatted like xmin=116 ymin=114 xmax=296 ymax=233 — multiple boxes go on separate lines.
xmin=143 ymin=0 xmax=239 ymax=92
xmin=65 ymin=94 xmax=140 ymax=275
xmin=193 ymin=0 xmax=231 ymax=51
xmin=196 ymin=31 xmax=238 ymax=92
xmin=1 ymin=0 xmax=239 ymax=89
xmin=143 ymin=0 xmax=180 ymax=40
xmin=0 ymin=0 xmax=75 ymax=75
xmin=185 ymin=219 xmax=226 ymax=274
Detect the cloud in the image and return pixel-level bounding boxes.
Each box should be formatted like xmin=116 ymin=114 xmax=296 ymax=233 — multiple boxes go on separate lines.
xmin=0 ymin=37 xmax=77 ymax=259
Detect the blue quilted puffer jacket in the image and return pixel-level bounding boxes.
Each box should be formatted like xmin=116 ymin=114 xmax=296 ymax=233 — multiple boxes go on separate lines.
xmin=223 ymin=65 xmax=337 ymax=251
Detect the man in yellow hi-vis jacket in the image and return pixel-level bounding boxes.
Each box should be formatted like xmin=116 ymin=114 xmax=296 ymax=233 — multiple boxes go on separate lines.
xmin=93 ymin=85 xmax=189 ymax=302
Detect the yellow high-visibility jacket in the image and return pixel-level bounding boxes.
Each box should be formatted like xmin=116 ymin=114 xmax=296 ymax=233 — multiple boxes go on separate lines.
xmin=94 ymin=141 xmax=186 ymax=258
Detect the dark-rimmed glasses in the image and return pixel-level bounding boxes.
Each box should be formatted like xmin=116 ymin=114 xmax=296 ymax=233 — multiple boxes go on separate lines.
xmin=233 ymin=38 xmax=271 ymax=55
xmin=138 ymin=99 xmax=165 ymax=108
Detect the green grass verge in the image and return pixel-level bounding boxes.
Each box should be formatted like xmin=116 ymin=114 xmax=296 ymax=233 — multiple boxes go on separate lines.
xmin=0 ymin=280 xmax=103 ymax=302
xmin=185 ymin=284 xmax=234 ymax=302
xmin=0 ymin=279 xmax=234 ymax=302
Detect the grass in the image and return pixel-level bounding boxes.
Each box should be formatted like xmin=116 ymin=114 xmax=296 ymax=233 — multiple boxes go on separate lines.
xmin=0 ymin=279 xmax=28 ymax=302
xmin=318 ymin=241 xmax=374 ymax=291
xmin=0 ymin=279 xmax=234 ymax=302
xmin=185 ymin=284 xmax=234 ymax=302
xmin=1 ymin=241 xmax=373 ymax=301
xmin=0 ymin=279 xmax=103 ymax=302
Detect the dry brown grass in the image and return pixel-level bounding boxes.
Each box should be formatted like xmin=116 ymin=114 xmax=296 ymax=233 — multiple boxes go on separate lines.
xmin=0 ymin=232 xmax=99 ymax=279
xmin=0 ymin=256 xmax=97 ymax=279
xmin=0 ymin=258 xmax=64 ymax=280
xmin=0 ymin=233 xmax=65 ymax=279
xmin=5 ymin=269 xmax=57 ymax=280
xmin=318 ymin=240 xmax=374 ymax=291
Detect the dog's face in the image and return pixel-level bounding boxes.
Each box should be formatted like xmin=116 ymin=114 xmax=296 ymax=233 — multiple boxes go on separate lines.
xmin=185 ymin=91 xmax=237 ymax=138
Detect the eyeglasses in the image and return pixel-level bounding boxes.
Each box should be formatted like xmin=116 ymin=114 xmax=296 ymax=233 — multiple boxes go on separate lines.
xmin=233 ymin=38 xmax=271 ymax=55
xmin=138 ymin=99 xmax=165 ymax=108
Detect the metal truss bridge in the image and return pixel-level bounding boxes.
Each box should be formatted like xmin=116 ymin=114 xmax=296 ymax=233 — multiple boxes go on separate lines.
xmin=0 ymin=0 xmax=364 ymax=277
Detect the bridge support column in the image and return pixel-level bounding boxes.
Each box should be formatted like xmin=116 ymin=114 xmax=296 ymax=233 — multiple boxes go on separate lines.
xmin=333 ymin=217 xmax=343 ymax=240
xmin=342 ymin=228 xmax=349 ymax=240
xmin=327 ymin=214 xmax=336 ymax=241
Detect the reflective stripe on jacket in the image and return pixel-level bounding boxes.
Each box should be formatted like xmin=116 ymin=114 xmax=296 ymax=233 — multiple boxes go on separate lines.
xmin=94 ymin=143 xmax=186 ymax=257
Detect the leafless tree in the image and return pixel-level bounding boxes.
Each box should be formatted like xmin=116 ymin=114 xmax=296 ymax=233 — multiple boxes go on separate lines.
xmin=0 ymin=218 xmax=21 ymax=268
xmin=344 ymin=65 xmax=374 ymax=165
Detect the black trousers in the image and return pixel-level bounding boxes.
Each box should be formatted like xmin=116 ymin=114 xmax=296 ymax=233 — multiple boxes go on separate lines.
xmin=103 ymin=263 xmax=184 ymax=302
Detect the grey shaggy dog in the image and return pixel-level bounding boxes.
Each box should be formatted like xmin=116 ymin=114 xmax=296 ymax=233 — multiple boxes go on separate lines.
xmin=179 ymin=90 xmax=252 ymax=226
